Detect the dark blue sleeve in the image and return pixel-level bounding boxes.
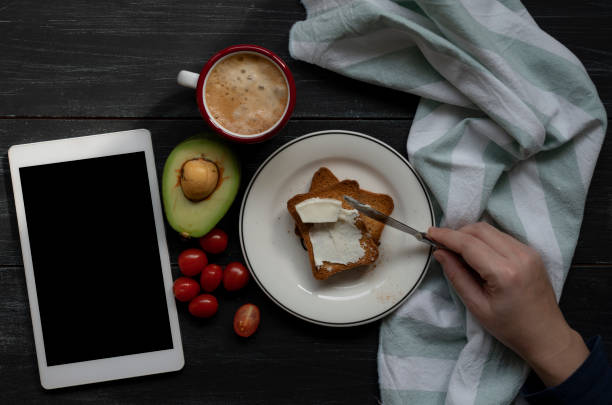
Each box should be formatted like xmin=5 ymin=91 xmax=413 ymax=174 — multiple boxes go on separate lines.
xmin=522 ymin=336 xmax=612 ymax=404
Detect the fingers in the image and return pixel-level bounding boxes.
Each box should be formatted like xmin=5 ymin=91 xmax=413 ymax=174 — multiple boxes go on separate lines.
xmin=434 ymin=249 xmax=488 ymax=313
xmin=459 ymin=222 xmax=525 ymax=259
xmin=428 ymin=227 xmax=505 ymax=283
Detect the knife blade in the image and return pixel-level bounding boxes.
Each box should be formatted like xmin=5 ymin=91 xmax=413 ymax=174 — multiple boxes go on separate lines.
xmin=343 ymin=195 xmax=441 ymax=249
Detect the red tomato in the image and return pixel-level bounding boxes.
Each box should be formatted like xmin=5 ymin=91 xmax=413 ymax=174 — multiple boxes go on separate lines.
xmin=223 ymin=262 xmax=249 ymax=291
xmin=200 ymin=264 xmax=223 ymax=292
xmin=233 ymin=304 xmax=260 ymax=337
xmin=199 ymin=228 xmax=228 ymax=254
xmin=188 ymin=294 xmax=218 ymax=318
xmin=178 ymin=248 xmax=208 ymax=276
xmin=173 ymin=277 xmax=200 ymax=302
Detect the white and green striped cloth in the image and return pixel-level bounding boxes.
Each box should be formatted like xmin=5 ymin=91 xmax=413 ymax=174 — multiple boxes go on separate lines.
xmin=289 ymin=0 xmax=607 ymax=403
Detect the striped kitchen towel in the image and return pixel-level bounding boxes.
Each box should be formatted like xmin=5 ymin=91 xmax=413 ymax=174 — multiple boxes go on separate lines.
xmin=289 ymin=0 xmax=607 ymax=403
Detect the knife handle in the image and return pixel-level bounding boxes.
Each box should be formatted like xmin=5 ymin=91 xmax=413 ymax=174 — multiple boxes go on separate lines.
xmin=416 ymin=233 xmax=445 ymax=250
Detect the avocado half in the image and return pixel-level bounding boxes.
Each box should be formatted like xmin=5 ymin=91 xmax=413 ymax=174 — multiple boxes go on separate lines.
xmin=162 ymin=134 xmax=240 ymax=238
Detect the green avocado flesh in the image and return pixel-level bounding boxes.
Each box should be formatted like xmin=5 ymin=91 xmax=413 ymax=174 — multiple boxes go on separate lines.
xmin=162 ymin=135 xmax=240 ymax=238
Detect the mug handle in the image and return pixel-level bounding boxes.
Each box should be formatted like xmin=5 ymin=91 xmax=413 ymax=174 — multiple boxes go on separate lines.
xmin=177 ymin=70 xmax=199 ymax=89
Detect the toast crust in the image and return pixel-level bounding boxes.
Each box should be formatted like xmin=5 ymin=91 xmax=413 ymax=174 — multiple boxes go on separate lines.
xmin=309 ymin=167 xmax=340 ymax=193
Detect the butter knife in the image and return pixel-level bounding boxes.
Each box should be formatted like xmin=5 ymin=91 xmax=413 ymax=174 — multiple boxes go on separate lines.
xmin=343 ymin=195 xmax=441 ymax=249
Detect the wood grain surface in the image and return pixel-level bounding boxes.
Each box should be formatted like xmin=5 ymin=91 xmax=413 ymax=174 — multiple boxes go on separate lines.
xmin=0 ymin=0 xmax=611 ymax=403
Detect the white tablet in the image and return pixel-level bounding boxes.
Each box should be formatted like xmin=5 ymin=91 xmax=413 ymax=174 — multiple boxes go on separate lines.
xmin=8 ymin=129 xmax=184 ymax=389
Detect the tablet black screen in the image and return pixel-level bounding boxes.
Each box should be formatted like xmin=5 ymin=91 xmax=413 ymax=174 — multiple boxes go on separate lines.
xmin=20 ymin=152 xmax=173 ymax=366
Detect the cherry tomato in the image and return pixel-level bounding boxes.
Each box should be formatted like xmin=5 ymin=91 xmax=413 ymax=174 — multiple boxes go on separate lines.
xmin=233 ymin=304 xmax=260 ymax=337
xmin=199 ymin=228 xmax=228 ymax=254
xmin=200 ymin=264 xmax=223 ymax=292
xmin=173 ymin=277 xmax=200 ymax=302
xmin=223 ymin=262 xmax=249 ymax=291
xmin=178 ymin=248 xmax=208 ymax=276
xmin=188 ymin=294 xmax=218 ymax=318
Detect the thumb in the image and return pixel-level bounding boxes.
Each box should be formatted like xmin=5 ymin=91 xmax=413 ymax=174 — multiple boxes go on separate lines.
xmin=434 ymin=249 xmax=487 ymax=313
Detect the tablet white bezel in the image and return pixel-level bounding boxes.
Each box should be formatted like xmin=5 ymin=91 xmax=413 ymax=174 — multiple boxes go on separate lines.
xmin=8 ymin=129 xmax=184 ymax=389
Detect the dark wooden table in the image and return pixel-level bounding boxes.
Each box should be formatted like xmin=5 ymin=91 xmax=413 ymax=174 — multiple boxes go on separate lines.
xmin=1 ymin=1 xmax=610 ymax=403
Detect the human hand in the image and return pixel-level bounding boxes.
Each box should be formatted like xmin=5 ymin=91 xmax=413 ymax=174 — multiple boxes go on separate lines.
xmin=428 ymin=223 xmax=588 ymax=387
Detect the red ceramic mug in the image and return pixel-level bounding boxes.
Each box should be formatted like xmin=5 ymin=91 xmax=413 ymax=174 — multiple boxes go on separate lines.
xmin=177 ymin=44 xmax=296 ymax=143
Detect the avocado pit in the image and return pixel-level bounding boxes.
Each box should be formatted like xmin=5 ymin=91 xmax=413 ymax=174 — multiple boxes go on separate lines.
xmin=180 ymin=158 xmax=219 ymax=202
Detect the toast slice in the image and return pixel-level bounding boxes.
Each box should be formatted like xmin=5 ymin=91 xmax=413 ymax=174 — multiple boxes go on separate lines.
xmin=287 ymin=180 xmax=379 ymax=280
xmin=307 ymin=167 xmax=394 ymax=243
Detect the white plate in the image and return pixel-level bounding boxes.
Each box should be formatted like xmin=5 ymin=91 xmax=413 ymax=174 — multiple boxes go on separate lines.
xmin=239 ymin=130 xmax=434 ymax=326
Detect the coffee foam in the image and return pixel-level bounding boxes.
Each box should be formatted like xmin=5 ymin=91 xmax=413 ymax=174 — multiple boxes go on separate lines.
xmin=204 ymin=53 xmax=289 ymax=135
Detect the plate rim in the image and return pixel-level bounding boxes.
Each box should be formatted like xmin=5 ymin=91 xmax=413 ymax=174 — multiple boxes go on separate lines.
xmin=239 ymin=130 xmax=435 ymax=327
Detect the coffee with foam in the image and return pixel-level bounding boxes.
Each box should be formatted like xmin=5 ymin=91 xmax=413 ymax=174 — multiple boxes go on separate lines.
xmin=204 ymin=53 xmax=289 ymax=135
